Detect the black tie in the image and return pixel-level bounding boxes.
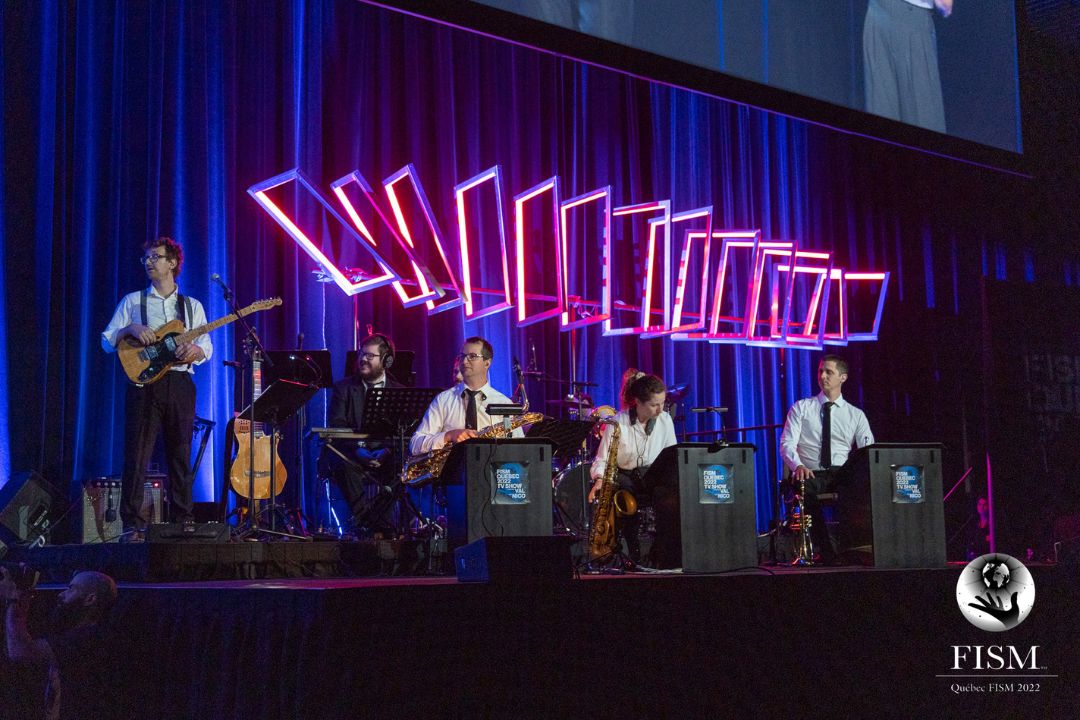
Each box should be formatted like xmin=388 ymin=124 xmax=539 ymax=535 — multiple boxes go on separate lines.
xmin=820 ymin=401 xmax=835 ymax=469
xmin=464 ymin=389 xmax=480 ymax=430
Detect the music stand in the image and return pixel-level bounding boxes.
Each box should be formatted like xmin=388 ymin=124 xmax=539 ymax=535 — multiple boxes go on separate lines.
xmin=361 ymin=386 xmax=442 ymax=536
xmin=525 ymin=419 xmax=595 ymax=462
xmin=236 ymin=379 xmax=319 ymax=539
xmin=264 ymin=350 xmax=332 ymax=533
xmin=264 ymin=350 xmax=334 ymax=389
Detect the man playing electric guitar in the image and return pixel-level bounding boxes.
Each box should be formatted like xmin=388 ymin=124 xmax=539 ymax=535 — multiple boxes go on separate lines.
xmin=101 ymin=236 xmax=212 ymax=540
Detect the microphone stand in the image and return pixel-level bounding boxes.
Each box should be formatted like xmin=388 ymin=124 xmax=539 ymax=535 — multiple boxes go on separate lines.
xmin=216 ymin=276 xmax=275 ymax=538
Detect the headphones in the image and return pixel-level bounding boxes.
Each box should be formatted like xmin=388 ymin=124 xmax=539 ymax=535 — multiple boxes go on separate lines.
xmin=364 ymin=333 xmax=396 ymax=370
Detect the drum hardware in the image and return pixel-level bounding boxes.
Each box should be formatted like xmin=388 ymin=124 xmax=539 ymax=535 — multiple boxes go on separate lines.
xmin=791 ymin=475 xmax=815 ymax=566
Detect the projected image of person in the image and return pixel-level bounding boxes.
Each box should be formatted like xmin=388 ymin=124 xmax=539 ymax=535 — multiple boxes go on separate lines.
xmin=863 ymin=0 xmax=952 ymax=133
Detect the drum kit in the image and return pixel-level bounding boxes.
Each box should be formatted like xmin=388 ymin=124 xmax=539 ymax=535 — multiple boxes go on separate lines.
xmin=536 ymin=369 xmax=689 ymax=541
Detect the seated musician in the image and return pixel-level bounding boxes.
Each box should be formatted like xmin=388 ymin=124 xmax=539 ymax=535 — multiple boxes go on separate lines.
xmin=588 ymin=370 xmax=677 ymax=567
xmin=779 ymin=354 xmax=874 ymax=564
xmin=410 ymin=336 xmax=522 ymax=455
xmin=323 ymin=333 xmax=403 ymax=536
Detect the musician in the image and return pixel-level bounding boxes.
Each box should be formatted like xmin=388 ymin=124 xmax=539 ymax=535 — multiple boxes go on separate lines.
xmin=101 ymin=237 xmax=211 ymax=538
xmin=324 ymin=333 xmax=403 ymax=536
xmin=779 ymin=354 xmax=874 ymax=563
xmin=588 ymin=370 xmax=678 ymax=567
xmin=410 ymin=336 xmax=522 ymax=455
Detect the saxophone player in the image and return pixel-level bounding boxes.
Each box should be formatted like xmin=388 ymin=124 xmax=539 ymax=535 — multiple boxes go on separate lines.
xmin=410 ymin=336 xmax=524 ymax=455
xmin=588 ymin=370 xmax=677 ymax=567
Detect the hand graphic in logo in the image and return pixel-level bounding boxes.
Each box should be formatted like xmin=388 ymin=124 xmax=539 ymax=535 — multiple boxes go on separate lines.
xmin=967 ymin=591 xmax=1021 ymax=629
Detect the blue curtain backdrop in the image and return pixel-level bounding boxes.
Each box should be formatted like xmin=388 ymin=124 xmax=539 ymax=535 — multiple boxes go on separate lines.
xmin=1 ymin=0 xmax=1072 ymax=541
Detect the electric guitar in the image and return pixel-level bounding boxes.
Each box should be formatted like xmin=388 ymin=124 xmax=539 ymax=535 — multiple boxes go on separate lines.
xmin=229 ymin=349 xmax=288 ymax=499
xmin=116 ymin=298 xmax=281 ymax=385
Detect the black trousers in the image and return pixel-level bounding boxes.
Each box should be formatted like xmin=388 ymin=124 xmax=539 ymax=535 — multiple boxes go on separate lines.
xmin=799 ymin=464 xmax=855 ymax=561
xmin=322 ymin=446 xmax=398 ymax=534
xmin=122 ymin=371 xmax=196 ymax=526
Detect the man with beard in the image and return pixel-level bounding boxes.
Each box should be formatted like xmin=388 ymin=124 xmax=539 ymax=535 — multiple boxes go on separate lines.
xmin=324 ymin=333 xmax=404 ymax=536
xmin=2 ymin=568 xmax=118 ymax=720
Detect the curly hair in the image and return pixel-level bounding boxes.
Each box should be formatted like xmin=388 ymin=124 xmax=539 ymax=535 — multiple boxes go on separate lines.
xmin=144 ymin=236 xmax=183 ymax=278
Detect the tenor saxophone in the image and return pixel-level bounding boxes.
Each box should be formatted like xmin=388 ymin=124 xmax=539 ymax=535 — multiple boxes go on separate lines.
xmin=402 ymin=412 xmax=545 ymax=487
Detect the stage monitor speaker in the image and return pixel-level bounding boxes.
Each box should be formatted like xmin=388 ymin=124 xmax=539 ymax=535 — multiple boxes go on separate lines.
xmin=0 ymin=470 xmax=56 ymax=548
xmin=455 ymin=536 xmax=573 ymax=583
xmin=147 ymin=522 xmax=230 ymax=543
xmin=443 ymin=440 xmax=555 ymax=547
xmin=81 ymin=478 xmax=123 ymax=544
xmin=673 ymin=443 xmax=758 ymax=573
xmin=843 ymin=443 xmax=946 ymax=568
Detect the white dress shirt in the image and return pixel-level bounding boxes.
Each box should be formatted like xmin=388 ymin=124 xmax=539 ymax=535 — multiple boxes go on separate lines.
xmin=780 ymin=393 xmax=874 ymax=472
xmin=590 ymin=409 xmax=677 ymax=480
xmin=409 ymin=381 xmax=524 ymax=455
xmin=101 ymin=285 xmax=213 ymax=373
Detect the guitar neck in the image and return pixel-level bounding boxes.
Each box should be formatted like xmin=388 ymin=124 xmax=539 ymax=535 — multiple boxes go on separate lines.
xmin=174 ymin=304 xmax=262 ymax=345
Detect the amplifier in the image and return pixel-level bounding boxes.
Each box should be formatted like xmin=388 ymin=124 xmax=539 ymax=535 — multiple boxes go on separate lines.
xmin=80 ymin=478 xmax=123 ymax=544
xmin=141 ymin=478 xmax=164 ymax=525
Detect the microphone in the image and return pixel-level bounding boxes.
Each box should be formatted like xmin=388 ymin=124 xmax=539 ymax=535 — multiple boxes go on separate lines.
xmin=210 ymin=273 xmax=233 ymax=300
xmin=691 ymin=406 xmax=728 ymax=413
xmin=512 ymin=356 xmax=525 ymax=387
xmin=529 ymin=340 xmax=538 ymax=372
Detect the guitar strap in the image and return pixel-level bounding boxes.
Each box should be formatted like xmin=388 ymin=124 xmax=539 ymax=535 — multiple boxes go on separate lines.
xmin=140 ymin=290 xmax=191 ymax=327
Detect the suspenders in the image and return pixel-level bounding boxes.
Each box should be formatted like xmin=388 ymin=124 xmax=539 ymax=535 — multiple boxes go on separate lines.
xmin=139 ymin=290 xmax=191 ymax=327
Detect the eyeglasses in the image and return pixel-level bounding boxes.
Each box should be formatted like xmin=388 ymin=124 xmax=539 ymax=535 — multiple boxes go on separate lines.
xmin=456 ymin=352 xmax=487 ymax=363
xmin=139 ymin=253 xmax=168 ymax=265
xmin=359 ymin=352 xmax=383 ymax=362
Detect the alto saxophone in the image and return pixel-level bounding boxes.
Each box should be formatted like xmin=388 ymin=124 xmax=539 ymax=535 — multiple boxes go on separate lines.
xmin=402 ymin=412 xmax=545 ymax=487
xmin=587 ymin=420 xmax=638 ymax=561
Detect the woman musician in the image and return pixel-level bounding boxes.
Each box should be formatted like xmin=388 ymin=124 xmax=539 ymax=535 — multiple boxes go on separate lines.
xmin=588 ymin=369 xmax=678 ymax=567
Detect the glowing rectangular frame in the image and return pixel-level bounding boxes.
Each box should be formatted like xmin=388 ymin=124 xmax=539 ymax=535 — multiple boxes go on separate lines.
xmin=604 ymin=200 xmax=670 ymax=337
xmin=513 ymin=176 xmax=563 ymax=326
xmin=383 ymin=164 xmax=463 ymax=315
xmin=329 ymin=170 xmax=441 ymax=308
xmin=247 ymin=169 xmax=401 ymax=297
xmin=454 ymin=166 xmax=513 ymax=320
xmin=675 ymin=231 xmax=761 ymax=342
xmin=558 ymin=186 xmax=612 ymax=330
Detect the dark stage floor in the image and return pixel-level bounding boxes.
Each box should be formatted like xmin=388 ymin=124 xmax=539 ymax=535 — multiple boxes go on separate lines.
xmin=7 ymin=560 xmax=1077 ymax=719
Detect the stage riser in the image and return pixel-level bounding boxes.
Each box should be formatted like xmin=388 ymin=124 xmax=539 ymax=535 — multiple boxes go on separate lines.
xmin=13 ymin=566 xmax=1072 ymax=719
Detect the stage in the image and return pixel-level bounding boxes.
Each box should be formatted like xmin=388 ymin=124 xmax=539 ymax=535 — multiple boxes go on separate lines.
xmin=7 ymin=560 xmax=1077 ymax=719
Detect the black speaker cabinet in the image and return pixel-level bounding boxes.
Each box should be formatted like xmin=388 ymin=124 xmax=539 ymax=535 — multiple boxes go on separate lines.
xmin=669 ymin=443 xmax=758 ymax=573
xmin=843 ymin=443 xmax=946 ymax=568
xmin=441 ymin=439 xmax=554 ymax=547
xmin=455 ymin=536 xmax=573 ymax=583
xmin=81 ymin=478 xmax=123 ymax=543
xmin=0 ymin=471 xmax=56 ymax=548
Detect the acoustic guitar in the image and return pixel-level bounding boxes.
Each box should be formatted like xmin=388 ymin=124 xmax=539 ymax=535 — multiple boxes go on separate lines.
xmin=229 ymin=349 xmax=288 ymax=500
xmin=117 ymin=298 xmax=281 ymax=385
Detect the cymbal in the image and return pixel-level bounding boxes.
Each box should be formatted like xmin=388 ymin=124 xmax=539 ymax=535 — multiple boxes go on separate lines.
xmin=547 ymin=396 xmax=594 ymax=408
xmin=666 ymin=384 xmax=690 ymax=404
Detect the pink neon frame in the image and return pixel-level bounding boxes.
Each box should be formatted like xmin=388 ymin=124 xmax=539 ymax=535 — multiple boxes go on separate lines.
xmin=604 ymin=201 xmax=670 ymax=337
xmin=248 ymin=169 xmax=401 ymax=297
xmin=842 ymin=272 xmax=890 ymax=341
xmin=382 ymin=164 xmax=463 ymax=315
xmin=513 ymin=176 xmax=563 ymax=326
xmin=454 ymin=166 xmax=513 ymax=320
xmin=329 ymin=170 xmax=442 ymax=308
xmin=558 ymin=186 xmax=612 ymax=330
